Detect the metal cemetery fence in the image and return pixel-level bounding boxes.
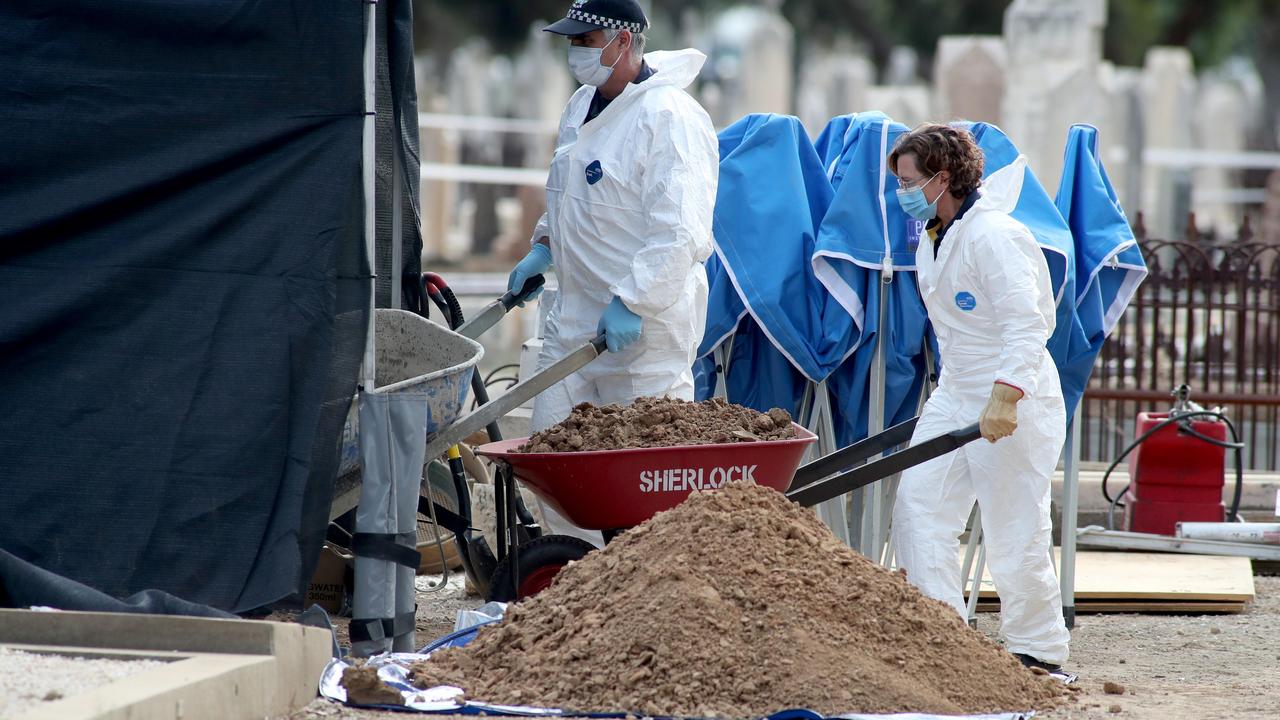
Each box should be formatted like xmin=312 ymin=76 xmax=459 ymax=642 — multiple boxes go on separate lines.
xmin=1083 ymin=214 xmax=1280 ymax=471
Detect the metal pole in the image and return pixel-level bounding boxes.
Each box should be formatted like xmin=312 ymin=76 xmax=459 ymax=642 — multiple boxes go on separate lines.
xmin=391 ymin=132 xmax=403 ymax=310
xmin=808 ymin=382 xmax=850 ymax=547
xmin=361 ymin=0 xmax=377 ymax=391
xmin=862 ymin=262 xmax=892 ymax=560
xmin=966 ymin=529 xmax=987 ymax=627
xmin=1060 ymin=404 xmax=1082 ymax=629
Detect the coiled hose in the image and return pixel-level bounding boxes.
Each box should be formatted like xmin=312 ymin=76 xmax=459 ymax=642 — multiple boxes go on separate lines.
xmin=1102 ymin=410 xmax=1245 ymax=530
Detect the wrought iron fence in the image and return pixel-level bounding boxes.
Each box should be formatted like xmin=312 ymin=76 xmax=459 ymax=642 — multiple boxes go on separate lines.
xmin=1083 ymin=214 xmax=1280 ymax=471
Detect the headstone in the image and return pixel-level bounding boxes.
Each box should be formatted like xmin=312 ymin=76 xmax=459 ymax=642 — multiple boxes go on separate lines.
xmin=1262 ymin=170 xmax=1280 ymax=244
xmin=419 ymin=94 xmax=461 ymax=262
xmin=510 ymin=24 xmax=574 ymax=257
xmin=1001 ymin=0 xmax=1107 ymax=195
xmin=1141 ymin=46 xmax=1197 ymax=239
xmin=1097 ymin=62 xmax=1143 ymax=213
xmin=865 ymin=85 xmax=932 ymax=129
xmin=797 ymin=46 xmax=873 ymax=135
xmin=885 ymin=46 xmax=920 ymax=86
xmin=514 ymin=22 xmax=573 ymax=169
xmin=1193 ymin=76 xmax=1247 ymax=237
xmin=703 ymin=5 xmax=794 ymax=125
xmin=933 ymin=36 xmax=1005 ymax=125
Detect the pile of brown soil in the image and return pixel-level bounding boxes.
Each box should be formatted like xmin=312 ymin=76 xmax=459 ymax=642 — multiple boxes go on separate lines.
xmin=404 ymin=483 xmax=1068 ymax=717
xmin=517 ymin=397 xmax=795 ymax=453
xmin=340 ymin=665 xmax=403 ymax=707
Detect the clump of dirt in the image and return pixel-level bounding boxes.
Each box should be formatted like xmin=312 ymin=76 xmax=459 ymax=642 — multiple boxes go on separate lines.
xmin=407 ymin=482 xmax=1068 ymax=717
xmin=341 ymin=664 xmax=403 ymax=706
xmin=518 ymin=397 xmax=795 ymax=453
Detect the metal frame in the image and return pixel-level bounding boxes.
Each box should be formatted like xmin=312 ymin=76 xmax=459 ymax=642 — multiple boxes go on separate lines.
xmin=360 ymin=0 xmax=377 ymax=391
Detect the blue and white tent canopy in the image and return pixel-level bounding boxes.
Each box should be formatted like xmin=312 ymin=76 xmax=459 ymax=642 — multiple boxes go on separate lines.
xmin=1054 ymin=123 xmax=1148 ymax=416
xmin=694 ymin=113 xmax=851 ymax=413
xmin=696 ymin=114 xmax=1143 ymax=443
xmin=811 ymin=113 xmax=931 ymax=445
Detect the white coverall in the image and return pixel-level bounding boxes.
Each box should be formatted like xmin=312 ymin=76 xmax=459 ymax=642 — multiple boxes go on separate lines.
xmin=891 ymin=157 xmax=1072 ymax=665
xmin=529 ymin=50 xmax=718 ymax=544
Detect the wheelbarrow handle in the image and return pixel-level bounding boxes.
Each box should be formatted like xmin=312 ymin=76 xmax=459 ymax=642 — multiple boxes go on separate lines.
xmin=790 ymin=416 xmax=920 ymax=491
xmin=422 ymin=333 xmax=609 ymax=461
xmin=785 ymin=423 xmax=983 ymax=508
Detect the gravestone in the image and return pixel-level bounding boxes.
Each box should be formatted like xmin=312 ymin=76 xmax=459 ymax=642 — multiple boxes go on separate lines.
xmin=704 ymin=4 xmax=794 ymax=125
xmin=1194 ymin=76 xmax=1246 ymax=237
xmin=865 ymin=85 xmax=931 ymax=128
xmin=797 ymin=47 xmax=873 ymax=135
xmin=1002 ymin=0 xmax=1107 ymax=195
xmin=1097 ymin=62 xmax=1143 ymax=213
xmin=1262 ymin=170 xmax=1280 ymax=244
xmin=885 ymin=46 xmax=920 ymax=86
xmin=934 ymin=36 xmax=1006 ymax=125
xmin=1141 ymin=46 xmax=1197 ymax=240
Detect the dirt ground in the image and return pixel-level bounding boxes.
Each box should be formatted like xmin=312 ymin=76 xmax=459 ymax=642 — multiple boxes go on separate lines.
xmin=285 ymin=574 xmax=1280 ymax=720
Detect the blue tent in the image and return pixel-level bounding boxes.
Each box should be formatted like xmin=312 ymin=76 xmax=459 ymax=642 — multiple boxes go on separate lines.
xmin=694 ymin=114 xmax=850 ymax=416
xmin=811 ymin=113 xmax=931 ymax=446
xmin=958 ymin=122 xmax=1089 ymax=384
xmin=1054 ymin=124 xmax=1148 ymax=416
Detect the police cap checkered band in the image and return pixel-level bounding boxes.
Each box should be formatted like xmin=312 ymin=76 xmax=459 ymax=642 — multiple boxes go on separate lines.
xmin=544 ymin=0 xmax=649 ymax=36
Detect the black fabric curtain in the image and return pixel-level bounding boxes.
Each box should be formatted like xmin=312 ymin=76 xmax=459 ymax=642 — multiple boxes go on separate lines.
xmin=0 ymin=0 xmax=411 ymax=613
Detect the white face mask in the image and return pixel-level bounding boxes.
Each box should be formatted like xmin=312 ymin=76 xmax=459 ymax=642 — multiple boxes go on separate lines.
xmin=568 ymin=30 xmax=624 ymax=87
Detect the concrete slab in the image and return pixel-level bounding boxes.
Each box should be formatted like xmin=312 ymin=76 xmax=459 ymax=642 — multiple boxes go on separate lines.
xmin=0 ymin=609 xmax=331 ymax=720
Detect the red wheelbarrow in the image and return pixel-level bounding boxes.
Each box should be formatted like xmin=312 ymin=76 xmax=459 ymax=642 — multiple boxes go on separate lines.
xmin=475 ymin=415 xmax=982 ymax=601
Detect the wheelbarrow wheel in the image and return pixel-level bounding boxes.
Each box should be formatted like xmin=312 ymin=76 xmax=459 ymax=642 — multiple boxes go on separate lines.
xmin=487 ymin=534 xmax=597 ymax=602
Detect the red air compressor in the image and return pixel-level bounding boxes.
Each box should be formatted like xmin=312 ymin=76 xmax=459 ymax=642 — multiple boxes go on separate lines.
xmin=1104 ymin=386 xmax=1244 ymax=535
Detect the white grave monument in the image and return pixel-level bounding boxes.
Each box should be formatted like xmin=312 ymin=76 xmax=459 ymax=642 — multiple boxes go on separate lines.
xmin=1002 ymin=0 xmax=1107 ymax=195
xmin=704 ymin=3 xmax=794 ymax=125
xmin=1141 ymin=46 xmax=1197 ymax=239
xmin=934 ymin=36 xmax=1006 ymax=126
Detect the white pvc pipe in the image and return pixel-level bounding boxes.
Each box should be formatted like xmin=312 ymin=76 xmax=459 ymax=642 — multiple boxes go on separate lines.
xmin=1178 ymin=522 xmax=1280 ymax=544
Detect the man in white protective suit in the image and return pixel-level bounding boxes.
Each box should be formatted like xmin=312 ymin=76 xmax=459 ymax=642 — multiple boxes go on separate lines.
xmin=505 ymin=0 xmax=718 ymax=546
xmin=886 ymin=124 xmax=1072 ymax=673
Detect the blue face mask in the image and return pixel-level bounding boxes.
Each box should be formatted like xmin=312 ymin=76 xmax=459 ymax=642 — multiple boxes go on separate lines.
xmin=896 ymin=171 xmax=943 ymax=221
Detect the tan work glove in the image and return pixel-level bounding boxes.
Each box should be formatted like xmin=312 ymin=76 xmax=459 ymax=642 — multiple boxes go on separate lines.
xmin=979 ymin=383 xmax=1023 ymax=443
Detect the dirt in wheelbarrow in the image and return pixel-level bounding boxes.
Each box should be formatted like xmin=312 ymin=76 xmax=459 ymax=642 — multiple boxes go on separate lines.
xmin=402 ymin=482 xmax=1069 ymax=718
xmin=517 ymin=396 xmax=795 ymax=453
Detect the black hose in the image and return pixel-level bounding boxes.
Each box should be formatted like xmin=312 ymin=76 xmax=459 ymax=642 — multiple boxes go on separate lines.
xmin=439 ymin=286 xmax=465 ymax=333
xmin=1103 ymin=410 xmax=1245 ymax=530
xmin=483 ymin=364 xmax=521 ymax=387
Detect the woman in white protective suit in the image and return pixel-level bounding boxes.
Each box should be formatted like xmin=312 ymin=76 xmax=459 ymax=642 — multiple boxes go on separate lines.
xmin=505 ymin=0 xmax=718 ymax=546
xmin=887 ymin=124 xmax=1072 ymax=673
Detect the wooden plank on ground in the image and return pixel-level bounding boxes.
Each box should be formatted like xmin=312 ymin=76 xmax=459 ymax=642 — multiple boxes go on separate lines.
xmin=975 ymin=601 xmax=1247 ymax=614
xmin=959 ymin=550 xmax=1255 ymax=602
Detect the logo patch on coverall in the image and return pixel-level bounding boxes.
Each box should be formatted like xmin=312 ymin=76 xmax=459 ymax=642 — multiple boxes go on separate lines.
xmin=585 ymin=160 xmax=603 ymax=185
xmin=955 ymin=291 xmax=977 ymax=311
xmin=906 ymin=219 xmax=926 ymax=252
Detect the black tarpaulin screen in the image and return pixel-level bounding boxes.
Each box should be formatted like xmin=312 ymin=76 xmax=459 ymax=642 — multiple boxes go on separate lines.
xmin=0 ymin=0 xmax=416 ymax=613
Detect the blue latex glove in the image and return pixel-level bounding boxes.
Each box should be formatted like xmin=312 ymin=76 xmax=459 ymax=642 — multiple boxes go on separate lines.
xmin=596 ymin=296 xmax=643 ymax=352
xmin=507 ymin=243 xmax=552 ymax=307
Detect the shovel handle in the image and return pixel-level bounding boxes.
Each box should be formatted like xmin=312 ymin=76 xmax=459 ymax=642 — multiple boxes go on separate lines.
xmin=501 ymin=274 xmax=546 ymax=310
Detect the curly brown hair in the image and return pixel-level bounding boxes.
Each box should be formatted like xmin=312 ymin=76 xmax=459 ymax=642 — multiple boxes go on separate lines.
xmin=887 ymin=123 xmax=985 ymax=200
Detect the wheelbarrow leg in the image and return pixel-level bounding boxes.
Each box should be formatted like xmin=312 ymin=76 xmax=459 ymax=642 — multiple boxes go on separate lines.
xmin=494 ymin=465 xmax=508 ymax=565
xmin=504 ymin=465 xmax=521 ymax=600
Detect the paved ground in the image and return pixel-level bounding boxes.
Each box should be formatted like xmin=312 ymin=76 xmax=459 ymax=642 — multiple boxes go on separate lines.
xmin=284 ymin=573 xmax=1280 ymax=720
